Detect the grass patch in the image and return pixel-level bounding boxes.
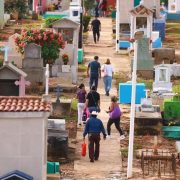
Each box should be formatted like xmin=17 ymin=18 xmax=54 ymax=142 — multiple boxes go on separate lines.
xmin=137 ymin=78 xmax=153 ymax=91
xmin=71 ymin=98 xmax=78 ymax=111
xmin=173 ymin=85 xmax=180 ymax=94
xmin=78 ymin=64 xmax=87 ymax=72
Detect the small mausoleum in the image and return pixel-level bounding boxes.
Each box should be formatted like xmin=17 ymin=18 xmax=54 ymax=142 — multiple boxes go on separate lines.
xmin=0 ymin=61 xmax=27 ymax=96
xmin=0 ymin=96 xmax=51 ymax=180
xmin=52 ymin=18 xmax=79 ymax=84
xmin=0 ymin=170 xmax=33 ymax=180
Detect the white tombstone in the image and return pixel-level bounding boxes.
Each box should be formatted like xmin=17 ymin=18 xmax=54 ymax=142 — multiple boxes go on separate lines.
xmin=130 ymin=3 xmax=154 ymax=42
xmin=168 ymin=0 xmax=180 ymax=13
xmin=153 ymin=64 xmax=172 ymax=92
xmin=8 ymin=33 xmax=23 ymax=68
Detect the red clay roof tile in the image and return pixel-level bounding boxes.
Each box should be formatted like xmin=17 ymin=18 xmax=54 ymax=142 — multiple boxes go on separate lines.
xmin=0 ymin=97 xmax=51 ymax=112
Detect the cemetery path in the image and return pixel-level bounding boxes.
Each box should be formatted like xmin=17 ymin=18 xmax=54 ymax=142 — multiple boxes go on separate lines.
xmin=73 ymin=17 xmax=130 ymax=180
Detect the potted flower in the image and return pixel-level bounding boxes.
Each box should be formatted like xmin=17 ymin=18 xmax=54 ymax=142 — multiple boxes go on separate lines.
xmin=62 ymin=54 xmax=69 ymax=65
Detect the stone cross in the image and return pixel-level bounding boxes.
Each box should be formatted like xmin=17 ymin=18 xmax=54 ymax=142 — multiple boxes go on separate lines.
xmin=54 ymin=86 xmax=63 ymax=104
xmin=45 ymin=64 xmax=49 ymax=95
xmin=15 ymin=76 xmax=31 ymax=96
xmin=0 ymin=46 xmax=10 ymax=64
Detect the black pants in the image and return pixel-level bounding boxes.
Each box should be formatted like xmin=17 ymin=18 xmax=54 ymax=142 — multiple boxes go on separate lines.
xmin=88 ymin=133 xmax=100 ymax=161
xmin=107 ymin=117 xmax=124 ymax=136
xmin=93 ymin=30 xmax=100 ymax=43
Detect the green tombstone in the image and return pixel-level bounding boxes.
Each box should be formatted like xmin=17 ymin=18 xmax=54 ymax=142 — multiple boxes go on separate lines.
xmin=78 ymin=48 xmax=83 ymax=64
xmin=0 ymin=0 xmax=4 ymax=29
xmin=47 ymin=161 xmax=60 ymax=174
xmin=136 ymin=38 xmax=154 ymax=71
xmin=134 ymin=0 xmax=141 ymax=7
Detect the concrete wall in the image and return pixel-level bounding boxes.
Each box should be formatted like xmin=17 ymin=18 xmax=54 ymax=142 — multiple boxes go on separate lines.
xmin=0 ymin=112 xmax=49 ymax=180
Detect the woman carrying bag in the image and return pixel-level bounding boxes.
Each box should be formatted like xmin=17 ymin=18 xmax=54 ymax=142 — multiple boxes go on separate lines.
xmin=106 ymin=96 xmax=125 ymax=140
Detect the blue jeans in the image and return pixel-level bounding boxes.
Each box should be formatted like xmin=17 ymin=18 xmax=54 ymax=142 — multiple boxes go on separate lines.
xmin=88 ymin=106 xmax=100 ymax=113
xmin=103 ymin=76 xmax=112 ymax=93
xmin=89 ymin=75 xmax=98 ymax=90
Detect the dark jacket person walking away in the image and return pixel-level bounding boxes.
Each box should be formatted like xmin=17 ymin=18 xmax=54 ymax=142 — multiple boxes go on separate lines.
xmin=83 ymin=111 xmax=106 ymax=162
xmin=87 ymin=56 xmax=101 ymax=90
xmin=91 ymin=16 xmax=101 ymax=43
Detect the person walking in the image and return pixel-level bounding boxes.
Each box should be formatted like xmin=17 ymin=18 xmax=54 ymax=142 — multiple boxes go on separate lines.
xmin=87 ymin=56 xmax=101 ymax=90
xmin=83 ymin=111 xmax=106 ymax=162
xmin=85 ymin=85 xmax=100 ymax=113
xmin=91 ymin=16 xmax=101 ymax=43
xmin=77 ymin=83 xmax=87 ymax=126
xmin=106 ymin=96 xmax=125 ymax=140
xmin=101 ymin=58 xmax=114 ymax=96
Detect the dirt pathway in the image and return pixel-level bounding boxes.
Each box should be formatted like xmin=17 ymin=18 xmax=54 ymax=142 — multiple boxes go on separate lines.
xmin=73 ymin=17 xmax=130 ymax=180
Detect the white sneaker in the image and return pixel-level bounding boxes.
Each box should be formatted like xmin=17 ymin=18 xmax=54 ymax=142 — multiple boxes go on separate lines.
xmin=106 ymin=135 xmax=111 ymax=139
xmin=120 ymin=135 xmax=125 ymax=140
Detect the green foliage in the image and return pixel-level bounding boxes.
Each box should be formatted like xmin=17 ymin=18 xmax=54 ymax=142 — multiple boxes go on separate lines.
xmin=0 ymin=60 xmax=3 ymax=67
xmin=42 ymin=41 xmax=60 ymax=64
xmin=173 ymin=85 xmax=180 ymax=94
xmin=84 ymin=0 xmax=96 ymax=13
xmin=78 ymin=64 xmax=87 ymax=72
xmin=83 ymin=15 xmax=91 ymax=32
xmin=137 ymin=78 xmax=153 ymax=90
xmin=71 ymin=98 xmax=78 ymax=111
xmin=44 ymin=18 xmax=61 ymax=28
xmin=4 ymin=0 xmax=28 ymax=19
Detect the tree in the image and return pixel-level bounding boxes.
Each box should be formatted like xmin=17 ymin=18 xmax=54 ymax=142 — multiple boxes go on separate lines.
xmin=4 ymin=0 xmax=28 ymax=19
xmin=84 ymin=0 xmax=96 ymax=15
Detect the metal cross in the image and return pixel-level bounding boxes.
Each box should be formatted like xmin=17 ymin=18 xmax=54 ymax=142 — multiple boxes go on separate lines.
xmin=54 ymin=85 xmax=63 ymax=104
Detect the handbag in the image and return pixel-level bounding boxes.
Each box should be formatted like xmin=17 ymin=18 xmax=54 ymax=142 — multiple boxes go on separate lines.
xmin=81 ymin=141 xmax=86 ymax=156
xmin=91 ymin=92 xmax=100 ymax=112
xmin=82 ymin=109 xmax=87 ymax=122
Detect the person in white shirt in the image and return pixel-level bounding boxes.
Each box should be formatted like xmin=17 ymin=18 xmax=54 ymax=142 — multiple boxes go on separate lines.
xmin=101 ymin=59 xmax=114 ymax=96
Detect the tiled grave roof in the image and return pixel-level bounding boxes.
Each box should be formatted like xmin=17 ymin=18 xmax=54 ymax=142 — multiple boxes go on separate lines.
xmin=0 ymin=96 xmax=51 ymax=112
xmin=130 ymin=5 xmax=154 ymax=16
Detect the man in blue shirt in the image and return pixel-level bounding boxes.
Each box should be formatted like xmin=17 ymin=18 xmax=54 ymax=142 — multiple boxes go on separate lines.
xmin=83 ymin=111 xmax=106 ymax=162
xmin=87 ymin=56 xmax=101 ymax=90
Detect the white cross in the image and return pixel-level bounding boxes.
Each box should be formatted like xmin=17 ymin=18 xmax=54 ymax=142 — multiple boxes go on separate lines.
xmin=0 ymin=46 xmax=10 ymax=64
xmin=15 ymin=76 xmax=31 ymax=96
xmin=45 ymin=64 xmax=49 ymax=95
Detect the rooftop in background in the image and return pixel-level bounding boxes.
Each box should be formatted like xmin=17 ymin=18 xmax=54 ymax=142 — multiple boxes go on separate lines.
xmin=0 ymin=96 xmax=51 ymax=112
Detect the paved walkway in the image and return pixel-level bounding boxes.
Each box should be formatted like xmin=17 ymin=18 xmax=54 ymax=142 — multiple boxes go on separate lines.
xmin=73 ymin=17 xmax=130 ymax=180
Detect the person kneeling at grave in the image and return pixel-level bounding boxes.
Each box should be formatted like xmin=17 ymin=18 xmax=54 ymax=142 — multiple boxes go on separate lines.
xmin=83 ymin=111 xmax=106 ymax=162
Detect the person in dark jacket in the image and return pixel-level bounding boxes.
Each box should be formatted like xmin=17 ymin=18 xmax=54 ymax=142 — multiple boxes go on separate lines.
xmin=87 ymin=56 xmax=101 ymax=90
xmin=83 ymin=111 xmax=106 ymax=162
xmin=91 ymin=16 xmax=101 ymax=43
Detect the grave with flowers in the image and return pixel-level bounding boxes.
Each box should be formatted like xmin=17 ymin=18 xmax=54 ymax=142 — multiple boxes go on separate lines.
xmin=14 ymin=29 xmax=65 ymax=82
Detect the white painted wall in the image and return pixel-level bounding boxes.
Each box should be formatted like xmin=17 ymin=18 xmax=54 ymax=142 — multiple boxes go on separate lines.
xmin=0 ymin=112 xmax=49 ymax=180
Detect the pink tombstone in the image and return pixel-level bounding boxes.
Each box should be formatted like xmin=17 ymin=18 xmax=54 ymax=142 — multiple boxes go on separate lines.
xmin=15 ymin=76 xmax=31 ymax=96
xmin=33 ymin=0 xmax=47 ymax=13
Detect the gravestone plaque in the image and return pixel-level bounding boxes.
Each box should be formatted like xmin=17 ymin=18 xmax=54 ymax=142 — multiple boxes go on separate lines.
xmin=24 ymin=43 xmax=41 ymax=59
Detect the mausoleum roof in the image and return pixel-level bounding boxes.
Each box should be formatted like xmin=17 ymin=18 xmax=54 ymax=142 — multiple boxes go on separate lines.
xmin=130 ymin=4 xmax=154 ymax=16
xmin=0 ymin=63 xmax=27 ymax=77
xmin=0 ymin=96 xmax=51 ymax=112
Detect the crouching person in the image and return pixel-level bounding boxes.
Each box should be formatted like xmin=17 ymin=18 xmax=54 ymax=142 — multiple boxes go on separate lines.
xmin=83 ymin=111 xmax=106 ymax=162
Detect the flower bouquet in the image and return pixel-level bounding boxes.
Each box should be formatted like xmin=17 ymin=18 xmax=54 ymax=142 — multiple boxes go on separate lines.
xmin=62 ymin=54 xmax=69 ymax=65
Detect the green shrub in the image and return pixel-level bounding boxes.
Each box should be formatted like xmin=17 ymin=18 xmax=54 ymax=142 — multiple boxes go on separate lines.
xmin=0 ymin=60 xmax=3 ymax=67
xmin=83 ymin=16 xmax=91 ymax=32
xmin=5 ymin=0 xmax=28 ymax=19
xmin=44 ymin=18 xmax=60 ymax=28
